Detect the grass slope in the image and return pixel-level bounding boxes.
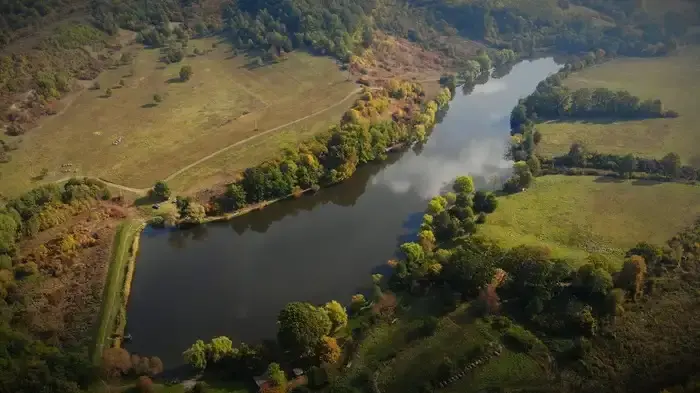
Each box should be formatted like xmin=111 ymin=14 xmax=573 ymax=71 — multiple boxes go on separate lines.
xmin=479 ymin=175 xmax=700 ymax=265
xmin=346 ymin=301 xmax=549 ymax=393
xmin=91 ymin=219 xmax=141 ymax=363
xmin=0 ymin=37 xmax=355 ymax=196
xmin=537 ymin=46 xmax=700 ymax=166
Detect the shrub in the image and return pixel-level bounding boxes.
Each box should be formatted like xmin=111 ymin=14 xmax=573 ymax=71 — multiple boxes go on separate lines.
xmin=419 ymin=316 xmax=439 ymax=337
xmin=135 ymin=376 xmax=154 ymax=393
xmin=105 ymin=88 xmax=112 ymax=97
xmin=13 ymin=262 xmax=38 ymax=278
xmin=0 ymin=255 xmax=12 ymax=270
xmin=153 ymin=94 xmax=163 ymax=103
xmin=179 ymin=65 xmax=193 ymax=82
xmin=503 ymin=325 xmax=543 ymax=353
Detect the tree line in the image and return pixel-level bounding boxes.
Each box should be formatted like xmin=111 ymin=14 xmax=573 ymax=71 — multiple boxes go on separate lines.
xmin=504 ymin=49 xmax=692 ymax=190
xmin=545 ymin=147 xmax=700 ymax=182
xmin=212 ymin=86 xmax=452 ymax=216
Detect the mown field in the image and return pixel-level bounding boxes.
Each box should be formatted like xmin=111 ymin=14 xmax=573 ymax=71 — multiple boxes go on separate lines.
xmin=346 ymin=302 xmax=550 ymax=393
xmin=0 ymin=37 xmax=356 ymax=196
xmin=537 ymin=47 xmax=700 ymax=166
xmin=479 ymin=175 xmax=700 ymax=265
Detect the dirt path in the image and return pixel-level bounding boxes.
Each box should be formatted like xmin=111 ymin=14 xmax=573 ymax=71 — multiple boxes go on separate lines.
xmin=55 ymin=86 xmax=373 ymax=193
xmin=161 ymin=87 xmax=364 ymax=182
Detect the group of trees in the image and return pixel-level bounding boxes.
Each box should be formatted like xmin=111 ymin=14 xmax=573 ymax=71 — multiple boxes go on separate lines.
xmin=403 ymin=0 xmax=689 ymax=58
xmin=548 ymin=145 xmax=699 ymax=181
xmin=221 ymin=0 xmax=376 ymax=61
xmin=182 ymin=299 xmax=349 ymax=389
xmin=391 ymin=176 xmax=499 ymax=287
xmin=511 ymin=49 xmax=677 ymax=133
xmin=506 ymin=49 xmax=689 ymax=189
xmin=216 ymin=87 xmax=452 ymax=213
xmin=383 ymin=175 xmax=700 ymax=390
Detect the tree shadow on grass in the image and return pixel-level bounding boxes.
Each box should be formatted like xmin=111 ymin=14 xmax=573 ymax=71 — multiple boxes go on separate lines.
xmin=593 ymin=175 xmax=626 ymax=184
xmin=631 ymin=179 xmax=664 ymax=187
xmin=134 ymin=193 xmax=161 ymax=207
xmin=166 ymin=77 xmax=183 ymax=84
xmin=141 ymin=103 xmax=157 ymax=108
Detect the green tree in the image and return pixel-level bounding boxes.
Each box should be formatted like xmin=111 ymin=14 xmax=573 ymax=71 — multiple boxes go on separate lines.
xmin=660 ymin=152 xmax=681 ymax=178
xmin=426 ymin=196 xmax=447 ymax=215
xmin=183 ymin=339 xmax=208 ymax=370
xmin=324 ymin=300 xmax=348 ymax=332
xmin=0 ymin=213 xmax=19 ymax=255
xmin=179 ymin=65 xmax=193 ymax=82
xmin=277 ymin=302 xmax=332 ymax=357
xmin=473 ymin=191 xmax=497 ymax=214
xmin=105 ymin=88 xmax=112 ymax=97
xmin=526 ymin=155 xmax=541 ymax=176
xmin=513 ymin=161 xmax=534 ymax=189
xmin=266 ymin=362 xmax=287 ymax=388
xmin=453 ymin=176 xmax=475 ymax=194
xmin=207 ymin=336 xmax=233 ymax=363
xmin=152 ymin=181 xmax=171 ymax=200
xmin=225 ymin=183 xmax=247 ymax=210
xmin=618 ymin=154 xmax=637 ymax=178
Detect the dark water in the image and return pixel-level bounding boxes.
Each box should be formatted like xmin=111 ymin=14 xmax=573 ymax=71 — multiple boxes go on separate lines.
xmin=125 ymin=58 xmax=560 ymax=366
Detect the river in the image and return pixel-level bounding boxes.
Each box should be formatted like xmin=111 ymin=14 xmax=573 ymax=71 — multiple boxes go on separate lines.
xmin=125 ymin=57 xmax=560 ymax=366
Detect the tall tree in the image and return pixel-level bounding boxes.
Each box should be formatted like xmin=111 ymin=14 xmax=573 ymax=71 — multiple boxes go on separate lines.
xmin=277 ymin=302 xmax=331 ymax=357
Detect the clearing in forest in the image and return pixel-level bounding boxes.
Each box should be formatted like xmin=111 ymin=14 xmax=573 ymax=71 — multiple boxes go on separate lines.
xmin=536 ymin=46 xmax=700 ymax=166
xmin=0 ymin=38 xmax=356 ymax=196
xmin=479 ymin=175 xmax=700 ymax=266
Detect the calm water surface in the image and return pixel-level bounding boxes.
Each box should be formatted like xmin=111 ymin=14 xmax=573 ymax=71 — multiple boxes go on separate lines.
xmin=126 ymin=58 xmax=559 ymax=366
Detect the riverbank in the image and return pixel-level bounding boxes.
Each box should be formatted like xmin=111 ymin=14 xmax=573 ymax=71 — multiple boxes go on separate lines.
xmin=92 ymin=219 xmax=145 ymax=363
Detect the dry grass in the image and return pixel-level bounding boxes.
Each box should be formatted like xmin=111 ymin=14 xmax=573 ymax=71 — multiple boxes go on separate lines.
xmin=537 ymin=47 xmax=700 ymax=166
xmin=0 ymin=37 xmax=356 ymax=196
xmin=479 ymin=175 xmax=700 ymax=266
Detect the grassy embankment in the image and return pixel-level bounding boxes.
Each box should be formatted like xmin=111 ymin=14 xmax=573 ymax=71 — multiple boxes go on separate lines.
xmin=344 ymin=301 xmax=550 ymax=393
xmin=0 ymin=37 xmax=357 ymax=196
xmin=92 ymin=219 xmax=144 ymax=363
xmin=479 ymin=175 xmax=700 ymax=266
xmin=537 ymin=46 xmax=700 ymax=166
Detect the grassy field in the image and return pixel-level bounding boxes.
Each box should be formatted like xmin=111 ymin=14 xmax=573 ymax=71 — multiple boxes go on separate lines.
xmin=168 ymin=87 xmax=361 ymax=193
xmin=0 ymin=37 xmax=356 ymax=196
xmin=537 ymin=47 xmax=700 ymax=167
xmin=346 ymin=303 xmax=549 ymax=393
xmin=91 ymin=219 xmax=142 ymax=363
xmin=479 ymin=175 xmax=700 ymax=265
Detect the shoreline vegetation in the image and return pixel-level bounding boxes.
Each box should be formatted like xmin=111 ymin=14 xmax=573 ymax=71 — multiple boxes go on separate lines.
xmin=92 ymin=219 xmax=144 ymax=362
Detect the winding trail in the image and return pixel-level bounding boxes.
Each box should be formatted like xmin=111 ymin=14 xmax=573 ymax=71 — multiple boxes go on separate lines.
xmin=162 ymin=87 xmax=364 ymax=183
xmin=54 ymin=87 xmax=366 ymax=193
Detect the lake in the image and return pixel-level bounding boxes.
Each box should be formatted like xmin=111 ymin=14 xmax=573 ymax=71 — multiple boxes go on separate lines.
xmin=125 ymin=58 xmax=560 ymax=366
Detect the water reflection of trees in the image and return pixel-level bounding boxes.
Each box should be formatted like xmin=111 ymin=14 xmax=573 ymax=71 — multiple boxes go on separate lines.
xmin=167 ymin=223 xmax=210 ymax=248
xmin=229 ymin=153 xmax=404 ymax=234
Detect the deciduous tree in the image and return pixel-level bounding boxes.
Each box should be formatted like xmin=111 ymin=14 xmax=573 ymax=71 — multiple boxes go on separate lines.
xmin=324 ymin=300 xmax=348 ymax=332
xmin=277 ymin=302 xmax=331 ymax=357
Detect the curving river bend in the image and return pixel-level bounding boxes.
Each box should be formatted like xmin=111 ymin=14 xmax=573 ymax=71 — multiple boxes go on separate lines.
xmin=125 ymin=58 xmax=560 ymax=366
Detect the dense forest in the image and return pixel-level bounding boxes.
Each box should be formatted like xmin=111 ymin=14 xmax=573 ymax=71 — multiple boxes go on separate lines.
xmin=0 ymin=179 xmax=112 ymax=393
